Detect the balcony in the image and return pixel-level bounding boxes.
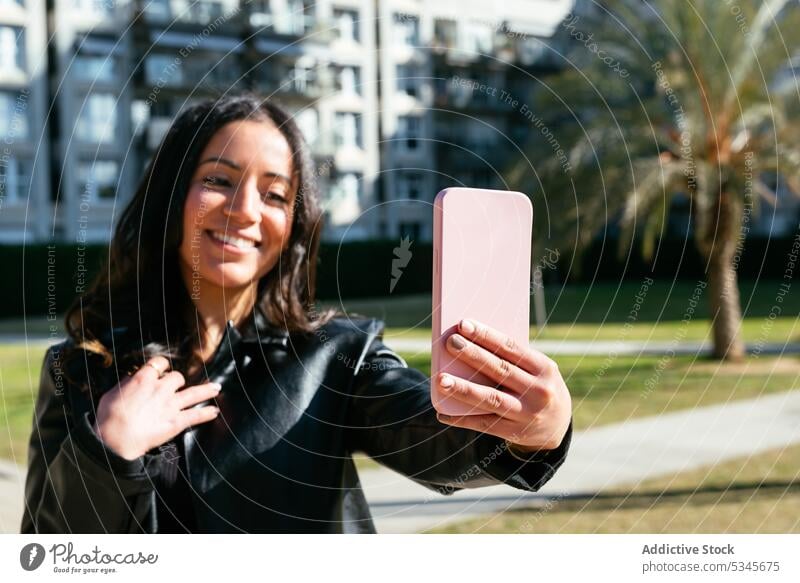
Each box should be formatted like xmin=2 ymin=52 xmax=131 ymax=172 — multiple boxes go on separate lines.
xmin=249 ymin=12 xmax=315 ymax=36
xmin=261 ymin=65 xmax=332 ymax=100
xmin=142 ymin=0 xmax=239 ymax=29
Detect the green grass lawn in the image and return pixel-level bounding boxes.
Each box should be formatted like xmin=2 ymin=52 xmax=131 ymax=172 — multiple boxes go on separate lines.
xmin=4 ymin=345 xmax=799 ymax=469
xmin=355 ymin=351 xmax=800 ymax=472
xmin=0 ymin=344 xmax=47 ymax=465
xmin=394 ymin=352 xmax=800 ymax=430
xmin=427 ymin=442 xmax=800 ymax=533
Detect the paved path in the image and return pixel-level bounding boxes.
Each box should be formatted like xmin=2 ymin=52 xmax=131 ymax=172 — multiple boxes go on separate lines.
xmin=360 ymin=390 xmax=800 ymax=533
xmin=0 ymin=459 xmax=24 ymax=534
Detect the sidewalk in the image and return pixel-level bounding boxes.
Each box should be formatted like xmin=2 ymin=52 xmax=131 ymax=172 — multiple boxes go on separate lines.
xmin=360 ymin=389 xmax=800 ymax=533
xmin=0 ymin=459 xmax=23 ymax=534
xmin=3 ymin=391 xmax=799 ymax=534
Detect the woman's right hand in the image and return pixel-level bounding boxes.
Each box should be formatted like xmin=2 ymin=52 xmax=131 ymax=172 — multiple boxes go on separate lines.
xmin=91 ymin=356 xmax=222 ymax=461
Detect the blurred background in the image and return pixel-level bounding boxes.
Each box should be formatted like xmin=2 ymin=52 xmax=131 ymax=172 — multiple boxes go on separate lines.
xmin=1 ymin=0 xmax=799 ymax=534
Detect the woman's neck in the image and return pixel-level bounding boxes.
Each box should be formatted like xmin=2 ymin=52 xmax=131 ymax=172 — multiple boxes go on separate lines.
xmin=185 ymin=281 xmax=258 ymax=364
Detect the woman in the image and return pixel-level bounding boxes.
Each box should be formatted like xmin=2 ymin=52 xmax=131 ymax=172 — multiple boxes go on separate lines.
xmin=21 ymin=94 xmax=573 ymax=534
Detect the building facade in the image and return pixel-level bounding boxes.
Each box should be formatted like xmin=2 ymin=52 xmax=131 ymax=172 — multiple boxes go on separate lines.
xmin=21 ymin=0 xmax=797 ymax=246
xmin=0 ymin=0 xmax=50 ymax=242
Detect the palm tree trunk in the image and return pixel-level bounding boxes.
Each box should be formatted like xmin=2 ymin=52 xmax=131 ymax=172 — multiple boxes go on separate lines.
xmin=705 ymin=192 xmax=746 ymax=361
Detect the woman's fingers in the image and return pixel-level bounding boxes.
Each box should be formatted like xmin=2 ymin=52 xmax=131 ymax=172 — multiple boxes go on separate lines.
xmin=156 ymin=370 xmax=187 ymax=393
xmin=437 ymin=373 xmax=524 ymax=419
xmin=137 ymin=355 xmax=172 ymax=382
xmin=446 ymin=333 xmax=538 ymax=397
xmin=174 ymin=382 xmax=222 ymax=410
xmin=454 ymin=318 xmax=553 ymax=376
xmin=436 ymin=411 xmax=522 ymax=441
xmin=177 ymin=404 xmax=221 ymax=431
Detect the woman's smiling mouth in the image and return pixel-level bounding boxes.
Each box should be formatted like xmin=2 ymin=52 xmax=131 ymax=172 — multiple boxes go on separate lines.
xmin=205 ymin=230 xmax=261 ymax=253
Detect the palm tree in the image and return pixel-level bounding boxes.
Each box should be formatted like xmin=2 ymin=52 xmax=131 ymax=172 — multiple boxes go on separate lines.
xmin=510 ymin=0 xmax=800 ymax=361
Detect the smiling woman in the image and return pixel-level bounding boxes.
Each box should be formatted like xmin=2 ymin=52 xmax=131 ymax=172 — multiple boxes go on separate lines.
xmin=177 ymin=120 xmax=302 ymax=375
xmin=20 ymin=93 xmax=572 ymax=534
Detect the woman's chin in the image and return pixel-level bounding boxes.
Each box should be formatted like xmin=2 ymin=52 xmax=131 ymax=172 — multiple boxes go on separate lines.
xmin=202 ymin=266 xmax=261 ymax=290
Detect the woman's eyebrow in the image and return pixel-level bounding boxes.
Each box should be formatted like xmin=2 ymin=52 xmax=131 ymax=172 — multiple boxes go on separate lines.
xmin=198 ymin=156 xmax=291 ymax=184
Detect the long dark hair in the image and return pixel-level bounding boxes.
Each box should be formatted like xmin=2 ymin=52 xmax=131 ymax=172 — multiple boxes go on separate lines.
xmin=60 ymin=93 xmax=338 ymax=396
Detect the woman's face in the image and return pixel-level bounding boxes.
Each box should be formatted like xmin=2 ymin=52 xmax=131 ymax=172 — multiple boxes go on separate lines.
xmin=178 ymin=119 xmax=295 ymax=293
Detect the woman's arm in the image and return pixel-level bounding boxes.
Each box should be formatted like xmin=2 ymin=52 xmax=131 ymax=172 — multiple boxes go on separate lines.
xmin=344 ymin=319 xmax=572 ymax=495
xmin=20 ymin=344 xmax=161 ymax=533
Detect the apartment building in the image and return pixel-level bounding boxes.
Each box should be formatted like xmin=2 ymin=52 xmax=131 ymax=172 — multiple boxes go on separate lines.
xmin=3 ymin=0 xmax=579 ymax=244
xmin=0 ymin=0 xmax=50 ymax=242
xmin=376 ymin=0 xmax=575 ymax=241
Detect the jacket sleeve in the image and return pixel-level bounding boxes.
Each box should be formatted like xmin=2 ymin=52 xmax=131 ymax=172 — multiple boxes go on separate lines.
xmin=344 ymin=319 xmax=572 ymax=495
xmin=20 ymin=343 xmax=163 ymax=533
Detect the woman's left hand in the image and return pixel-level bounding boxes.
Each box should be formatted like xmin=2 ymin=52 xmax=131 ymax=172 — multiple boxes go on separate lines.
xmin=436 ymin=318 xmax=572 ymax=454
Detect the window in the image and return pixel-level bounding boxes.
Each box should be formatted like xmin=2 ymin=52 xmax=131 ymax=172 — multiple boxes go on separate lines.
xmin=398 ymin=172 xmax=422 ymax=200
xmin=331 ymin=173 xmax=361 ymax=203
xmin=76 ymin=93 xmax=117 ymax=143
xmin=71 ymin=0 xmax=114 ymax=17
xmin=74 ymin=54 xmax=116 ymax=83
xmin=393 ymin=13 xmax=419 ymax=47
xmin=0 ymin=26 xmax=24 ymax=75
xmin=334 ymin=112 xmax=362 ymax=149
xmin=0 ymin=91 xmax=29 ymax=140
xmin=172 ymin=0 xmax=224 ymax=25
xmin=0 ymin=156 xmax=31 ymax=202
xmin=144 ymin=0 xmax=170 ymax=21
xmin=396 ymin=65 xmax=419 ymax=97
xmin=464 ymin=21 xmax=493 ymax=55
xmin=279 ymin=0 xmax=314 ymax=35
xmin=333 ymin=8 xmax=359 ymax=43
xmin=433 ymin=19 xmax=457 ymax=49
xmin=287 ymin=63 xmax=317 ymax=93
xmin=328 ymin=172 xmax=363 ymax=224
xmin=337 ymin=66 xmax=360 ymax=95
xmin=396 ymin=116 xmax=420 ymax=150
xmin=77 ymin=160 xmax=119 ymax=200
xmin=519 ymin=36 xmax=547 ymax=65
xmin=145 ymin=55 xmax=183 ymax=86
xmin=293 ymin=107 xmax=318 ymax=147
xmin=249 ymin=0 xmax=272 ymax=27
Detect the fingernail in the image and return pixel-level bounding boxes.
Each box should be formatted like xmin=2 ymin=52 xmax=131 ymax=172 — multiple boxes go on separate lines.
xmin=450 ymin=334 xmax=466 ymax=350
xmin=460 ymin=319 xmax=475 ymax=334
xmin=213 ymin=406 xmax=221 ymax=415
xmin=437 ymin=413 xmax=451 ymax=422
xmin=212 ymin=383 xmax=222 ymax=391
xmin=440 ymin=374 xmax=454 ymax=388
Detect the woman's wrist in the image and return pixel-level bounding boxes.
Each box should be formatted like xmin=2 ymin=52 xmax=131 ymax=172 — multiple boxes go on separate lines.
xmin=504 ymin=439 xmax=546 ymax=460
xmin=91 ymin=418 xmax=143 ymax=461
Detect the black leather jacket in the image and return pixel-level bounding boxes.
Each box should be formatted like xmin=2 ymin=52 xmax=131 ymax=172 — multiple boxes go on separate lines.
xmin=21 ymin=307 xmax=572 ymax=533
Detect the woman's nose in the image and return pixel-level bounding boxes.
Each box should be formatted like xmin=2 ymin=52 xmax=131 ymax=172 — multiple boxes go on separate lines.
xmin=224 ymin=181 xmax=261 ymax=223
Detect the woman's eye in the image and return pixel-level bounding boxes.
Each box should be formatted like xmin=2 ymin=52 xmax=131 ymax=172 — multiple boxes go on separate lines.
xmin=262 ymin=191 xmax=288 ymax=203
xmin=202 ymin=176 xmax=232 ymax=188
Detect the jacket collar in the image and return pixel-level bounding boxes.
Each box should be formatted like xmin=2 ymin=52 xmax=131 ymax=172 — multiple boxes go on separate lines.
xmin=236 ymin=303 xmax=290 ymax=346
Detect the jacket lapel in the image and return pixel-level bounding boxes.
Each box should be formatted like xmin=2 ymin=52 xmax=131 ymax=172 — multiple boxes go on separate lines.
xmin=183 ymin=308 xmax=317 ymax=494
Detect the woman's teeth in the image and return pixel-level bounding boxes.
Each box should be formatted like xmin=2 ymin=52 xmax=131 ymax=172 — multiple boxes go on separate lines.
xmin=208 ymin=230 xmax=256 ymax=249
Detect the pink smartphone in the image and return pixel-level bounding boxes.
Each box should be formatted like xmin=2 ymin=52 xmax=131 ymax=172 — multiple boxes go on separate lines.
xmin=431 ymin=187 xmax=533 ymax=415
